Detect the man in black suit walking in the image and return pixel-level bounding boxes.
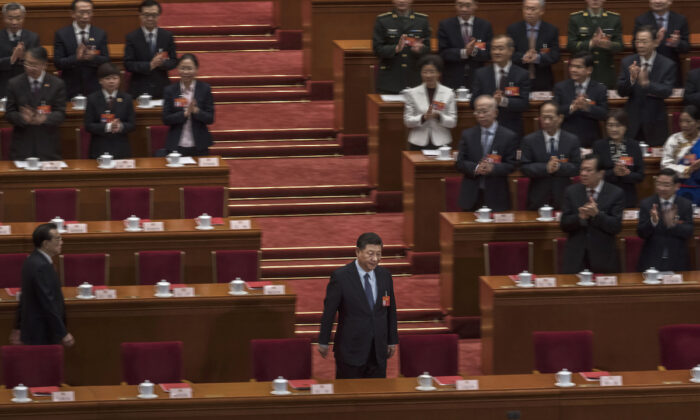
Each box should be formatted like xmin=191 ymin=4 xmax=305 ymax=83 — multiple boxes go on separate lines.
xmin=456 ymin=94 xmax=518 ymax=211
xmin=633 ymin=0 xmax=689 ymax=86
xmin=53 ymin=0 xmax=109 ymax=98
xmin=0 ymin=3 xmax=39 ymax=98
xmin=520 ymin=101 xmax=581 ymax=210
xmin=437 ymin=0 xmax=492 ymax=90
xmin=507 ymin=0 xmax=560 ymax=92
xmin=124 ymin=0 xmax=177 ymax=99
xmin=553 ymin=52 xmax=608 ymax=148
xmin=617 ymin=25 xmax=675 ymax=146
xmin=637 ymin=168 xmax=694 ymax=271
xmin=9 ymin=223 xmax=75 ymax=347
xmin=561 ymin=153 xmax=625 ymax=273
xmin=318 ymin=232 xmax=398 ymax=379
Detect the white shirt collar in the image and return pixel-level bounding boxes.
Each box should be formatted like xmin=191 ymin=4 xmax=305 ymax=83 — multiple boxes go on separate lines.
xmin=102 ymin=89 xmax=116 ymax=101
xmin=526 ymin=21 xmax=541 ymax=31
xmin=653 ymin=11 xmax=669 ymax=21
xmin=591 ymin=179 xmax=604 ymax=195
xmin=482 ymin=121 xmax=498 ymax=134
xmin=574 ymin=77 xmax=591 ymax=90
xmin=141 ymin=26 xmax=157 ymax=38
xmin=543 ymin=129 xmax=560 ymax=141
xmin=7 ymin=29 xmax=21 ymax=40
xmin=180 ymin=80 xmax=196 ymax=93
xmin=28 ymin=71 xmax=46 ymax=85
xmin=641 ymin=51 xmax=657 ymax=68
xmin=458 ymin=16 xmax=474 ymax=26
xmin=73 ymin=22 xmax=91 ymax=36
xmin=37 ymin=249 xmax=53 ymax=264
xmin=354 ymin=259 xmax=374 ymax=279
xmin=659 ymin=195 xmax=675 ymax=205
xmin=495 ymin=61 xmax=512 ymax=75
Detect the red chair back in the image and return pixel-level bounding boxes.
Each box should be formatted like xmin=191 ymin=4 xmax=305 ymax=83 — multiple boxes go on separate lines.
xmin=121 ymin=341 xmax=183 ymax=385
xmin=181 ymin=186 xmax=227 ymax=218
xmin=0 ymin=253 xmax=28 ymax=288
xmin=444 ymin=176 xmax=461 ymax=212
xmin=399 ymin=334 xmax=459 ymax=377
xmin=76 ymin=126 xmax=90 ymax=159
xmin=212 ymin=250 xmax=260 ymax=283
xmin=485 ymin=242 xmax=531 ymax=276
xmin=121 ymin=70 xmax=132 ymax=93
xmin=515 ymin=177 xmax=530 ymax=211
xmin=136 ymin=251 xmax=183 ymax=285
xmin=691 ymin=57 xmax=700 ymax=70
xmin=60 ymin=254 xmax=108 ymax=287
xmin=147 ymin=125 xmax=168 ymax=156
xmin=33 ymin=188 xmax=78 ymax=222
xmin=1 ymin=345 xmax=64 ymax=387
xmin=107 ymin=187 xmax=153 ymax=220
xmin=0 ymin=127 xmax=11 ymax=160
xmin=553 ymin=238 xmax=567 ymax=274
xmin=250 ymin=338 xmax=312 ymax=381
xmin=671 ymin=112 xmax=681 ymax=134
xmin=659 ymin=324 xmax=700 ymax=369
xmin=622 ymin=236 xmax=644 ymax=272
xmin=533 ymin=330 xmax=594 ymax=373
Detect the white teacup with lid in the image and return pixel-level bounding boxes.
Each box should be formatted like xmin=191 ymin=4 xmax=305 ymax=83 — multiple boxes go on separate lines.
xmin=71 ymin=94 xmax=87 ymax=110
xmin=229 ymin=277 xmax=247 ymax=295
xmin=97 ymin=153 xmax=113 ymax=168
xmin=137 ymin=93 xmax=152 ymax=108
xmin=138 ymin=379 xmax=157 ymax=398
xmin=155 ymin=279 xmax=172 ymax=297
xmin=416 ymin=372 xmax=435 ymax=391
xmin=77 ymin=282 xmax=94 ymax=299
xmin=538 ymin=204 xmax=554 ymax=220
xmin=271 ymin=376 xmax=290 ymax=395
xmin=643 ymin=267 xmax=661 ymax=284
xmin=517 ymin=270 xmax=533 ymax=288
xmin=555 ymin=369 xmax=574 ymax=387
xmin=51 ymin=216 xmax=66 ymax=233
xmin=25 ymin=156 xmax=40 ymax=170
xmin=475 ymin=206 xmax=492 ymax=222
xmin=11 ymin=383 xmax=30 ymax=403
xmin=124 ymin=215 xmax=141 ymax=231
xmin=691 ymin=365 xmax=700 ymax=383
xmin=577 ymin=269 xmax=594 ymax=286
xmin=195 ymin=213 xmax=212 ymax=230
xmin=166 ymin=151 xmax=182 ymax=166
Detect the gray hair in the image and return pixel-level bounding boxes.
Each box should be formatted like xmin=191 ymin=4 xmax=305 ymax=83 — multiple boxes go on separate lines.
xmin=474 ymin=94 xmax=497 ymax=109
xmin=524 ymin=0 xmax=545 ymax=6
xmin=2 ymin=2 xmax=26 ymax=15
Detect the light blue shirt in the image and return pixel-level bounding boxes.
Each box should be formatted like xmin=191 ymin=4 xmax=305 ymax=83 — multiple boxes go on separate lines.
xmin=355 ymin=260 xmax=377 ymax=303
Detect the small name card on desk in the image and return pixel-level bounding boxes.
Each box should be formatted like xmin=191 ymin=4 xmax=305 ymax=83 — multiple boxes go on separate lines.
xmin=456 ymin=380 xmax=479 ymax=390
xmin=623 ymin=210 xmax=639 ymax=220
xmin=311 ymin=384 xmax=334 ymax=394
xmin=143 ymin=222 xmax=164 ymax=231
xmin=173 ymin=287 xmax=195 ymax=297
xmin=662 ymin=274 xmax=683 ymax=284
xmin=263 ymin=285 xmax=285 ymax=295
xmin=0 ymin=225 xmax=11 ymax=235
xmin=95 ymin=289 xmax=117 ymax=299
xmin=66 ymin=223 xmax=87 ymax=233
xmin=535 ymin=277 xmax=557 ymax=288
xmin=51 ymin=391 xmax=75 ymax=402
xmin=596 ymin=276 xmax=618 ymax=286
xmin=114 ymin=159 xmax=136 ymax=169
xmin=651 ymin=148 xmax=664 ymax=158
xmin=41 ymin=161 xmax=63 ymax=170
xmin=230 ymin=219 xmax=251 ymax=230
xmin=198 ymin=157 xmax=219 ymax=167
xmin=170 ymin=387 xmax=193 ymax=399
xmin=600 ymin=376 xmax=623 ymax=386
xmin=493 ymin=213 xmax=514 ymax=223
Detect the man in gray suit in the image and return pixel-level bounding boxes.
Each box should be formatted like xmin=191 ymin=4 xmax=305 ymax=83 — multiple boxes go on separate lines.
xmin=0 ymin=3 xmax=39 ymax=98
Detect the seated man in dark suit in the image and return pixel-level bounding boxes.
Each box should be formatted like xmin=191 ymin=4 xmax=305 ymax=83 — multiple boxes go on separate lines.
xmin=471 ymin=34 xmax=530 ymax=137
xmin=617 ymin=25 xmax=675 ymax=146
xmin=633 ymin=0 xmax=689 ymax=86
xmin=456 ymin=94 xmax=518 ymax=211
xmin=5 ymin=46 xmax=66 ymax=160
xmin=0 ymin=3 xmax=40 ymax=98
xmin=53 ymin=0 xmax=109 ymax=98
xmin=683 ymin=67 xmax=700 ymax=108
xmin=553 ymin=52 xmax=608 ymax=148
xmin=520 ymin=101 xmax=581 ymax=210
xmin=637 ymin=168 xmax=694 ymax=271
xmin=9 ymin=223 xmax=74 ymax=347
xmin=124 ymin=0 xmax=177 ymax=99
xmin=437 ymin=0 xmax=492 ymax=90
xmin=561 ymin=153 xmax=625 ymax=273
xmin=506 ymin=0 xmax=560 ymax=92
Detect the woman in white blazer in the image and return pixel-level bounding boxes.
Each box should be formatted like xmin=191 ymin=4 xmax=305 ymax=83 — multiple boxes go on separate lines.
xmin=403 ymin=55 xmax=458 ymax=150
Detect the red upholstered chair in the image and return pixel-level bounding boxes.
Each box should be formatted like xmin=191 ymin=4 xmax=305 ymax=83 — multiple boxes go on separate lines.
xmin=250 ymin=338 xmax=312 ymax=381
xmin=59 ymin=253 xmax=109 ymax=287
xmin=106 ymin=187 xmax=154 ymax=220
xmin=0 ymin=191 xmax=3 ymax=221
xmin=669 ymin=112 xmax=681 ymax=134
xmin=533 ymin=330 xmax=594 ymax=373
xmin=514 ymin=177 xmax=530 ymax=211
xmin=32 ymin=188 xmax=79 ymax=222
xmin=1 ymin=345 xmax=64 ymax=387
xmin=121 ymin=341 xmax=184 ymax=385
xmin=135 ymin=251 xmax=184 ymax=285
xmin=690 ymin=57 xmax=700 ymax=71
xmin=620 ymin=236 xmax=644 ymax=272
xmin=211 ymin=250 xmax=260 ymax=283
xmin=552 ymin=238 xmax=567 ymax=274
xmin=75 ymin=126 xmax=91 ymax=159
xmin=443 ymin=176 xmax=461 ymax=212
xmin=658 ymin=324 xmax=700 ymax=370
xmin=0 ymin=127 xmax=11 ymax=160
xmin=147 ymin=125 xmax=168 ymax=156
xmin=484 ymin=242 xmax=533 ymax=275
xmin=180 ymin=186 xmax=227 ymax=218
xmin=399 ymin=334 xmax=459 ymax=377
xmin=121 ymin=70 xmax=132 ymax=93
xmin=0 ymin=253 xmax=28 ymax=288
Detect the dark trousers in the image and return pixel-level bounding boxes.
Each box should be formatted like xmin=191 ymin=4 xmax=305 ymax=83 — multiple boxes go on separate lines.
xmin=408 ymin=141 xmax=439 ymax=151
xmin=335 ymin=339 xmax=387 ymax=379
xmin=462 ymin=188 xmax=486 ymax=212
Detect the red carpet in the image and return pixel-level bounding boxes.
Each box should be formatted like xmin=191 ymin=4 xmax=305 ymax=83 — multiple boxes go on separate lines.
xmin=172 ymin=51 xmax=303 ymax=78
xmin=211 ymin=102 xmax=334 ymax=131
xmin=160 ymin=2 xmax=274 ymax=27
xmin=227 ymin=156 xmax=368 ymax=187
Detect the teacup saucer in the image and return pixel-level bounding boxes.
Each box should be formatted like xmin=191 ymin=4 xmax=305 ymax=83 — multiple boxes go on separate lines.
xmin=643 ymin=279 xmax=661 ymax=285
xmin=124 ymin=227 xmax=143 ymax=232
xmin=137 ymin=393 xmax=158 ymax=399
xmin=576 ymin=281 xmax=595 ymax=286
xmin=270 ymin=390 xmax=292 ymax=395
xmin=195 ymin=225 xmax=215 ymax=230
xmin=475 ymin=219 xmax=494 ymax=223
xmin=415 ymin=385 xmax=437 ymax=391
xmin=76 ymin=295 xmax=96 ymax=300
xmin=228 ymin=290 xmax=249 ymax=296
xmin=98 ymin=163 xmax=116 ymax=169
xmin=690 ymin=378 xmax=700 ymax=384
xmin=24 ymin=166 xmax=40 ymax=171
xmin=154 ymin=292 xmax=174 ymax=298
xmin=536 ymin=217 xmax=555 ymax=222
xmin=165 ymin=163 xmax=184 ymax=168
xmin=516 ymin=283 xmax=534 ymax=288
xmin=11 ymin=397 xmax=32 ymax=403
xmin=435 ymin=156 xmax=454 ymax=161
xmin=136 ymin=104 xmax=153 ymax=109
xmin=555 ymin=382 xmax=575 ymax=388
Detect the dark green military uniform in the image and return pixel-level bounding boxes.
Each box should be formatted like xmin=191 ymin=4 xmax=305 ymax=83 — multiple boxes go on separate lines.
xmin=567 ymin=9 xmax=622 ymax=89
xmin=372 ymin=9 xmax=431 ymax=94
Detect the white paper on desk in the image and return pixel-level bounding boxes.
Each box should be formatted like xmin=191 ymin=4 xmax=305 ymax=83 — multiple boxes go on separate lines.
xmin=529 ymin=91 xmax=553 ymax=100
xmin=380 ymin=94 xmax=406 ymax=102
xmin=311 ymin=384 xmax=334 ymax=394
xmin=170 ymin=387 xmax=192 ymax=399
xmin=421 ymin=150 xmax=439 ymax=157
xmin=0 ymin=225 xmax=11 ymax=235
xmin=179 ymin=156 xmax=197 ymax=165
xmin=672 ymin=88 xmax=684 ymax=98
xmin=607 ymin=90 xmax=622 ymax=99
xmin=14 ymin=160 xmax=68 ymax=169
xmin=150 ymin=99 xmax=164 ymax=107
xmin=51 ymin=391 xmax=75 ymax=402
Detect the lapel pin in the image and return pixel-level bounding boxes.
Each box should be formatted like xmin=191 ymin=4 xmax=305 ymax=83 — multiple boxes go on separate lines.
xmin=116 ymin=97 xmax=123 ymax=102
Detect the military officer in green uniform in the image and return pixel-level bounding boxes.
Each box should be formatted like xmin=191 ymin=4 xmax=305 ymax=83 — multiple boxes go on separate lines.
xmin=372 ymin=0 xmax=431 ymax=94
xmin=567 ymin=0 xmax=622 ymax=89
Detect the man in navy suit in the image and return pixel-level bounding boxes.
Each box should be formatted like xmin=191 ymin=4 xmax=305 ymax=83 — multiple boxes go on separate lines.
xmin=471 ymin=34 xmax=530 ymax=137
xmin=124 ymin=0 xmax=177 ymax=99
xmin=683 ymin=68 xmax=700 ymax=108
xmin=0 ymin=3 xmax=40 ymax=98
xmin=553 ymin=52 xmax=608 ymax=148
xmin=456 ymin=95 xmax=518 ymax=211
xmin=318 ymin=232 xmax=398 ymax=379
xmin=633 ymin=0 xmax=689 ymax=86
xmin=617 ymin=25 xmax=676 ymax=146
xmin=9 ymin=223 xmax=75 ymax=347
xmin=506 ymin=0 xmax=560 ymax=92
xmin=53 ymin=0 xmax=109 ymax=98
xmin=520 ymin=101 xmax=581 ymax=210
xmin=437 ymin=0 xmax=492 ymax=90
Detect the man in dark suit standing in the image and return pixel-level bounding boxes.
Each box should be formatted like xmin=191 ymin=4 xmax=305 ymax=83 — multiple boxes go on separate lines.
xmin=0 ymin=3 xmax=39 ymax=98
xmin=507 ymin=0 xmax=560 ymax=92
xmin=684 ymin=68 xmax=700 ymax=108
xmin=9 ymin=223 xmax=75 ymax=347
xmin=124 ymin=0 xmax=177 ymax=99
xmin=471 ymin=34 xmax=530 ymax=137
xmin=633 ymin=0 xmax=689 ymax=86
xmin=637 ymin=168 xmax=694 ymax=271
xmin=561 ymin=154 xmax=625 ymax=273
xmin=318 ymin=232 xmax=398 ymax=379
xmin=5 ymin=47 xmax=66 ymax=160
xmin=437 ymin=0 xmax=492 ymax=90
xmin=553 ymin=52 xmax=608 ymax=148
xmin=520 ymin=101 xmax=581 ymax=210
xmin=617 ymin=25 xmax=676 ymax=146
xmin=53 ymin=0 xmax=109 ymax=98
xmin=456 ymin=95 xmax=518 ymax=211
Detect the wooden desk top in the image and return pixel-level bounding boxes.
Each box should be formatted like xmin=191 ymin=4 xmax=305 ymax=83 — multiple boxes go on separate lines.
xmin=440 ymin=210 xmax=677 ymax=228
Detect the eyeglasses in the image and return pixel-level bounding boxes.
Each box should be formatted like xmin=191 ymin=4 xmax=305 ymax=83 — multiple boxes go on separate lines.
xmin=141 ymin=13 xmax=160 ymax=18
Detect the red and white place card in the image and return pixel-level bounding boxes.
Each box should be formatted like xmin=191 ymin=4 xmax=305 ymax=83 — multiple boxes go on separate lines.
xmin=230 ymin=219 xmax=251 ymax=230
xmin=173 ymin=287 xmax=195 ymax=297
xmin=159 ymin=383 xmax=191 ymax=392
xmin=310 ymin=384 xmax=334 ymax=394
xmin=289 ymin=379 xmax=318 ymax=390
xmin=455 ymin=379 xmax=479 ymax=390
xmin=596 ymin=276 xmax=618 ymax=286
xmin=170 ymin=387 xmax=193 ymax=399
xmin=651 ymin=148 xmax=664 ymax=158
xmin=493 ymin=213 xmax=515 ymax=223
xmin=95 ymin=289 xmax=117 ymax=299
xmin=40 ymin=161 xmax=63 ymax=170
xmin=662 ymin=274 xmax=683 ymax=284
xmin=535 ymin=277 xmax=557 ymax=288
xmin=198 ymin=157 xmax=219 ymax=167
xmin=114 ymin=159 xmax=136 ymax=169
xmin=579 ymin=371 xmax=610 ymax=381
xmin=433 ymin=376 xmax=463 ymax=386
xmin=31 ymin=386 xmax=59 ymax=396
xmin=51 ymin=391 xmax=75 ymax=402
xmin=263 ymin=285 xmax=285 ymax=295
xmin=623 ymin=210 xmax=639 ymax=220
xmin=143 ymin=222 xmax=164 ymax=232
xmin=600 ymin=375 xmax=623 ymax=387
xmin=0 ymin=225 xmax=11 ymax=235
xmin=246 ymin=281 xmax=272 ymax=289
xmin=66 ymin=223 xmax=87 ymax=234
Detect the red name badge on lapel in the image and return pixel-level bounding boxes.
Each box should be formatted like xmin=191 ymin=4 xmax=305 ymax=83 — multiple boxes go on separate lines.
xmin=101 ymin=113 xmax=114 ymax=123
xmin=539 ymin=47 xmax=551 ymax=54
xmin=474 ymin=41 xmax=486 ymax=49
xmin=37 ymin=105 xmax=51 ymax=114
xmin=559 ymin=156 xmax=569 ymax=163
xmin=504 ymin=86 xmax=520 ymax=97
xmin=174 ymin=97 xmax=187 ymax=108
xmin=432 ymin=101 xmax=446 ymax=111
xmin=486 ymin=153 xmax=501 ymax=163
xmin=382 ymin=293 xmax=390 ymax=307
xmin=618 ymin=156 xmax=633 ymax=166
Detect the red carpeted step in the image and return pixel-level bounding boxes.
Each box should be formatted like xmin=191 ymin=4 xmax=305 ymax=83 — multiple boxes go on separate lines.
xmin=262 ymin=244 xmax=405 ymax=259
xmin=228 ymin=196 xmax=376 ymax=217
xmin=213 ymin=140 xmax=341 ymax=158
xmin=230 ymin=184 xmax=370 ymax=199
xmin=161 ymin=2 xmax=274 ymax=32
xmin=170 ymin=51 xmax=303 ymax=81
xmin=262 ymin=256 xmax=410 ymax=278
xmin=175 ymin=35 xmax=278 ymax=51
xmin=187 ymin=74 xmax=306 ymax=88
xmin=210 ymin=101 xmax=333 ymax=131
xmin=295 ymin=321 xmax=450 ymax=340
xmin=213 ymin=128 xmax=335 ymax=142
xmin=213 ymin=86 xmax=308 ymax=102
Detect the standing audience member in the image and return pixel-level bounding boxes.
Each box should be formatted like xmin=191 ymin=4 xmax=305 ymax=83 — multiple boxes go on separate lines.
xmin=683 ymin=67 xmax=700 ymax=108
xmin=661 ymin=105 xmax=700 ymax=204
xmin=0 ymin=3 xmax=39 ymax=98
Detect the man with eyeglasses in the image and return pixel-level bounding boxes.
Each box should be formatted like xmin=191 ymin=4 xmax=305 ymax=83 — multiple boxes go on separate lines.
xmin=54 ymin=0 xmax=109 ymax=98
xmin=124 ymin=0 xmax=176 ymax=99
xmin=637 ymin=168 xmax=693 ymax=271
xmin=0 ymin=3 xmax=39 ymax=98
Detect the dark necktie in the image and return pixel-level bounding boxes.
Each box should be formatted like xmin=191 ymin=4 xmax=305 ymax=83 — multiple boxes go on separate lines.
xmin=461 ymin=22 xmax=471 ymax=44
xmin=31 ymin=80 xmax=40 ymax=93
xmin=549 ymin=137 xmax=557 ymax=156
xmin=657 ymin=16 xmax=665 ymax=30
xmin=528 ymin=28 xmax=536 ymax=79
xmin=587 ymin=188 xmax=595 ymax=201
xmin=498 ymin=69 xmax=507 ymax=91
xmin=481 ymin=130 xmax=492 ymax=157
xmin=10 ymin=32 xmax=18 ymax=44
xmin=79 ymin=30 xmax=87 ymax=45
xmin=575 ymin=83 xmax=583 ymax=96
xmin=148 ymin=32 xmax=156 ymax=55
xmin=107 ymin=95 xmax=114 ymax=109
xmin=363 ymin=273 xmax=374 ymax=310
